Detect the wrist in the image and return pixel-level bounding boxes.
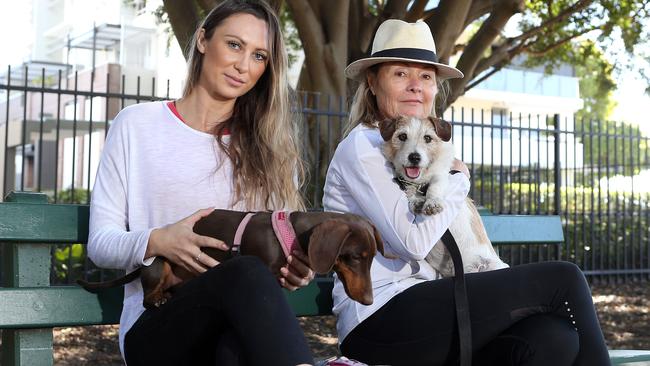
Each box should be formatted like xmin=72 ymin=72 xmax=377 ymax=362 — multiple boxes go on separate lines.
xmin=145 ymin=228 xmax=162 ymax=259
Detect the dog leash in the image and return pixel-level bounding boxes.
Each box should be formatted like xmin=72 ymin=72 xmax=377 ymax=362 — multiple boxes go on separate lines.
xmin=441 ymin=229 xmax=472 ymax=366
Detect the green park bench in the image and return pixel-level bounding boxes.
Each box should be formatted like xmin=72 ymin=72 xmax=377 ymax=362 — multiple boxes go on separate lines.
xmin=0 ymin=191 xmax=648 ymax=365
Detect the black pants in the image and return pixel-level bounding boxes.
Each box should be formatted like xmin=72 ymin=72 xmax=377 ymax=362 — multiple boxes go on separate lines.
xmin=124 ymin=256 xmax=313 ymax=366
xmin=341 ymin=261 xmax=611 ymax=366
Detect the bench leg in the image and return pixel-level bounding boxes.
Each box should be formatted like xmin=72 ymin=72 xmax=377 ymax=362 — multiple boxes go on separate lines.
xmin=2 ymin=329 xmax=54 ymax=366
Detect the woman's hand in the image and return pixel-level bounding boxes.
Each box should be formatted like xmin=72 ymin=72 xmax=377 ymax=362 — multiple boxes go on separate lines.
xmin=452 ymin=158 xmax=470 ymax=179
xmin=279 ymin=249 xmax=315 ymax=291
xmin=146 ymin=208 xmax=229 ymax=275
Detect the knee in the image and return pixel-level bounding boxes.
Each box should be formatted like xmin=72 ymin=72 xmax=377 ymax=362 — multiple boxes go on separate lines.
xmin=540 ymin=261 xmax=585 ymax=284
xmin=554 ymin=261 xmax=583 ymax=277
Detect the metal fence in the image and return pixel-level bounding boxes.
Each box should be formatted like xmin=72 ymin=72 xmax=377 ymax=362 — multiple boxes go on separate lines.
xmin=1 ymin=67 xmax=648 ymax=284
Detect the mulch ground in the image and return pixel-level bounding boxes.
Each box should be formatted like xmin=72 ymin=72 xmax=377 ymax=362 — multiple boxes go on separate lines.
xmin=1 ymin=282 xmax=646 ymax=365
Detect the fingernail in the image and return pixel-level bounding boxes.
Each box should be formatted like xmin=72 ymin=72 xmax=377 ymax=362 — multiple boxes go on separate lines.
xmin=280 ymin=267 xmax=288 ymax=275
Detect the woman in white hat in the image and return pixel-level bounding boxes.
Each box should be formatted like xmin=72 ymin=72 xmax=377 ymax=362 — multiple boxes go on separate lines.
xmin=323 ymin=19 xmax=610 ymax=366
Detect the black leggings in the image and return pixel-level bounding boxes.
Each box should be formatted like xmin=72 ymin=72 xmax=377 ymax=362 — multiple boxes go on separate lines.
xmin=341 ymin=261 xmax=610 ymax=366
xmin=124 ymin=256 xmax=313 ymax=366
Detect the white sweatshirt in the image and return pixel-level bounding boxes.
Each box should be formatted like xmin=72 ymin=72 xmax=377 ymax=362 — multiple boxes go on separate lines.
xmin=323 ymin=124 xmax=471 ymax=343
xmin=88 ymin=101 xmax=248 ymax=357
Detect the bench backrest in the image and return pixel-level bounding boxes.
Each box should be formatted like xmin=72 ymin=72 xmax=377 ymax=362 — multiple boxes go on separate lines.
xmin=0 ymin=191 xmax=564 ymax=324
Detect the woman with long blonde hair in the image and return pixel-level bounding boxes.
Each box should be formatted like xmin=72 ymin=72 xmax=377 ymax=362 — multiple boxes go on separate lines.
xmin=88 ymin=1 xmax=313 ymax=365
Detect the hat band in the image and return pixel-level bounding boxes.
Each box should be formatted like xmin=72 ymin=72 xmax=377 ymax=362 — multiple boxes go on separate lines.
xmin=371 ymin=48 xmax=438 ymax=63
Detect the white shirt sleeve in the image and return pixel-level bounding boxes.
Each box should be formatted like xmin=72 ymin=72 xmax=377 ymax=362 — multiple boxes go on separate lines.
xmin=330 ymin=128 xmax=470 ymax=260
xmin=87 ymin=115 xmax=154 ymax=270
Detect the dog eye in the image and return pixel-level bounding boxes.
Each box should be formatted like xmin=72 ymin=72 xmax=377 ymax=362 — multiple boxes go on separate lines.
xmin=398 ymin=133 xmax=407 ymax=141
xmin=424 ymin=135 xmax=432 ymax=143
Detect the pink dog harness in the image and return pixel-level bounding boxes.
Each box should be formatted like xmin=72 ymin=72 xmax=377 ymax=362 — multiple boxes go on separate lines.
xmin=232 ymin=211 xmax=298 ymax=257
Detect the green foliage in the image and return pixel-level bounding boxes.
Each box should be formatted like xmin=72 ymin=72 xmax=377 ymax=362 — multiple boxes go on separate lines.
xmin=279 ymin=3 xmax=302 ymax=68
xmin=520 ymin=0 xmax=650 ymax=97
xmin=575 ymin=119 xmax=648 ymax=176
xmin=574 ymin=42 xmax=617 ymax=121
xmin=52 ymin=244 xmax=86 ymax=283
xmin=49 ymin=188 xmax=89 ymax=204
xmin=46 ymin=188 xmax=90 ymax=282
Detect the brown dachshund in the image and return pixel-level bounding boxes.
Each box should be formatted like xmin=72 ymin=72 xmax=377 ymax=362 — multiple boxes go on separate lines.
xmin=79 ymin=209 xmax=385 ymax=308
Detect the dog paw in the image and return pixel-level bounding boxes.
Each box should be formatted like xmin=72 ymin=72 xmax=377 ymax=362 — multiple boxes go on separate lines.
xmin=409 ymin=197 xmax=426 ymax=214
xmin=422 ymin=198 xmax=444 ymax=215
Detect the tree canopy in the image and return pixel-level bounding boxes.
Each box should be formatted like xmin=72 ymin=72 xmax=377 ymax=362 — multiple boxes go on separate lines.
xmin=160 ymin=0 xmax=650 ymax=109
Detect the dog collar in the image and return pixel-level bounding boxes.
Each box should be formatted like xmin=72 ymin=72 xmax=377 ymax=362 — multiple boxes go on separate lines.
xmin=271 ymin=211 xmax=298 ymax=258
xmin=393 ymin=175 xmax=429 ymax=195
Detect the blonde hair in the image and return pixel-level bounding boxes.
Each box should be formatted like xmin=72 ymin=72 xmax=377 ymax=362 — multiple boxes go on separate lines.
xmin=344 ymin=65 xmax=449 ymax=136
xmin=183 ymin=0 xmax=305 ymax=210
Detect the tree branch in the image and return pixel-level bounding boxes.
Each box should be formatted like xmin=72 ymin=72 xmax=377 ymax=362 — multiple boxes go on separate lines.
xmin=464 ymin=63 xmax=504 ymax=92
xmin=383 ymin=0 xmax=410 ymax=19
xmin=512 ymin=0 xmax=594 ymax=44
xmin=163 ymin=0 xmax=202 ymax=58
xmin=464 ymin=0 xmax=493 ymax=28
xmin=448 ymin=0 xmax=524 ymax=104
xmin=406 ymin=0 xmax=428 ymax=22
xmin=287 ymin=0 xmax=325 ymax=61
xmin=425 ymin=0 xmax=472 ymax=62
xmin=525 ymin=25 xmax=601 ymax=56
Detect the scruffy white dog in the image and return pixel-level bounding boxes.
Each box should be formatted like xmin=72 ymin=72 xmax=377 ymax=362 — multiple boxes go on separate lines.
xmin=379 ymin=116 xmax=508 ymax=277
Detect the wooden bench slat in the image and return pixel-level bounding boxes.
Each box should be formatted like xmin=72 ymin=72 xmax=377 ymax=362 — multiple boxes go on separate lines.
xmin=0 ymin=282 xmax=336 ymax=328
xmin=285 ymin=279 xmax=334 ymax=317
xmin=0 ymin=286 xmax=121 ymax=328
xmin=0 ymin=204 xmax=89 ymax=244
xmin=609 ymin=350 xmax=650 ymax=365
xmin=482 ymin=215 xmax=564 ymax=244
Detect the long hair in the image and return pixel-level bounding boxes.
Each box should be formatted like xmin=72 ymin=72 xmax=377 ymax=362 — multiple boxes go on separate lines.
xmin=344 ymin=65 xmax=449 ymax=136
xmin=183 ymin=0 xmax=305 ymax=211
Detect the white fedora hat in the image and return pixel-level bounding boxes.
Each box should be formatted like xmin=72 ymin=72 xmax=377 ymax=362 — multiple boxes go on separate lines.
xmin=345 ymin=19 xmax=464 ymax=82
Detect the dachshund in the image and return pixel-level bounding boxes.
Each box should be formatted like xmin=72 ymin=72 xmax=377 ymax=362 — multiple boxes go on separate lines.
xmin=79 ymin=209 xmax=385 ymax=308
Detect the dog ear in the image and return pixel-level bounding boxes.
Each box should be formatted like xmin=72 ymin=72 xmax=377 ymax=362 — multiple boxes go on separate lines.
xmin=371 ymin=225 xmax=386 ymax=257
xmin=428 ymin=117 xmax=452 ymax=142
xmin=308 ymin=219 xmax=352 ymax=274
xmin=378 ymin=118 xmax=397 ymax=141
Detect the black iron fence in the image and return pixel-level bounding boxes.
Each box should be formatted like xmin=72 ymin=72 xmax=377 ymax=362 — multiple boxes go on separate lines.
xmin=1 ymin=67 xmax=648 ymax=284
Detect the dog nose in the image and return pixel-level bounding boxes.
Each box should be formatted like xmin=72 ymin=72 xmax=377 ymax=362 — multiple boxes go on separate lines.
xmin=408 ymin=153 xmax=421 ymax=164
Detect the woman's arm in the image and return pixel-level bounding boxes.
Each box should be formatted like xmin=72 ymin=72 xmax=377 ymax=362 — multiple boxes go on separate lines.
xmin=87 ymin=116 xmax=154 ymax=270
xmin=330 ymin=129 xmax=470 ymax=260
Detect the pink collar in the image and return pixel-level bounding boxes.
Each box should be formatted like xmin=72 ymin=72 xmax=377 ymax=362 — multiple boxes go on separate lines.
xmin=232 ymin=211 xmax=297 ymax=258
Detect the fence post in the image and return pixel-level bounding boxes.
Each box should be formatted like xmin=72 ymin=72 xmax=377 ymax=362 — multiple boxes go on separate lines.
xmin=553 ymin=114 xmax=562 ymax=215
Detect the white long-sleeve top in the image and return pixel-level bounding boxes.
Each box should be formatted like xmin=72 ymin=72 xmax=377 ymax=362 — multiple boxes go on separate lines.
xmin=323 ymin=124 xmax=471 ymax=343
xmin=88 ymin=101 xmax=248 ymax=357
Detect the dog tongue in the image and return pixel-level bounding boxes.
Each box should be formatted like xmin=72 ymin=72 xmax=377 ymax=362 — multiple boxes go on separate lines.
xmin=405 ymin=167 xmax=420 ymax=179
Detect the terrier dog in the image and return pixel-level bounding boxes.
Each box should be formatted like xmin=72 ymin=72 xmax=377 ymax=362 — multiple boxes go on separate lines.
xmin=379 ymin=116 xmax=508 ymax=277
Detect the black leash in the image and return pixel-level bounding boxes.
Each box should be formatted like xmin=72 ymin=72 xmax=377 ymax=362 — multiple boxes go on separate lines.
xmin=441 ymin=229 xmax=472 ymax=366
xmin=393 ymin=169 xmax=472 ymax=365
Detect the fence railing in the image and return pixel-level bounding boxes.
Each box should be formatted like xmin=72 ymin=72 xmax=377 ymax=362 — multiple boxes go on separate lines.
xmin=1 ymin=67 xmax=648 ymax=284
